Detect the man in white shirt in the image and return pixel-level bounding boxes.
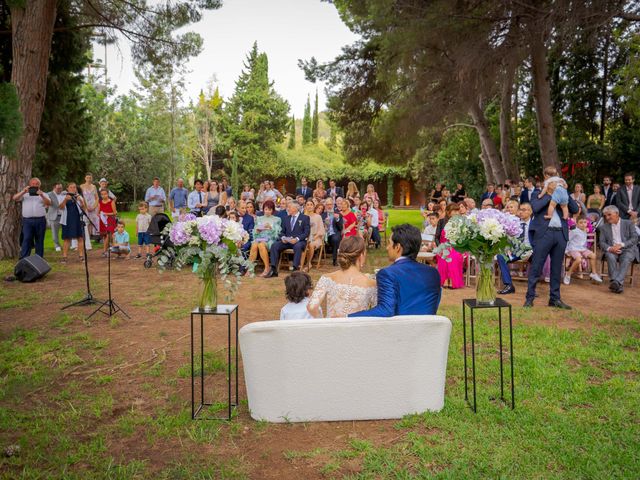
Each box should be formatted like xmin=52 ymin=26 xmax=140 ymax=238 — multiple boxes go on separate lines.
xmin=46 ymin=183 xmax=65 ymax=251
xmin=367 ymin=204 xmax=381 ymax=248
xmin=598 ymin=205 xmax=639 ymax=294
xmin=13 ymin=177 xmax=52 ymax=259
xmin=187 ymin=179 xmax=206 ymax=216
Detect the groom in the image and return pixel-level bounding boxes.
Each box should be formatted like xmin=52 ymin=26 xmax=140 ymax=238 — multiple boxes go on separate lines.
xmin=350 ymin=224 xmax=441 ymax=317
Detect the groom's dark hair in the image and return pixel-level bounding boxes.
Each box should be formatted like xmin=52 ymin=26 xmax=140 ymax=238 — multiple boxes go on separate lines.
xmin=391 ymin=224 xmax=421 ymax=260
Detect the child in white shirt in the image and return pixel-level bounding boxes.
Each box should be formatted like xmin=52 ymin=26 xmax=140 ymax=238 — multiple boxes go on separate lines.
xmin=564 ymin=217 xmax=602 ymax=285
xmin=280 ymin=271 xmax=315 ymax=320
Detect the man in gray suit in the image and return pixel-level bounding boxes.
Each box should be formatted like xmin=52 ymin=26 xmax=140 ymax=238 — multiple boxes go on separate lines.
xmin=47 ymin=182 xmax=65 ymax=252
xmin=598 ymin=205 xmax=639 ymax=294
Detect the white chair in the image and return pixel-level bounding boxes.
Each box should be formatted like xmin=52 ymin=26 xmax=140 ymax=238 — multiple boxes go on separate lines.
xmin=239 ymin=315 xmax=452 ymax=423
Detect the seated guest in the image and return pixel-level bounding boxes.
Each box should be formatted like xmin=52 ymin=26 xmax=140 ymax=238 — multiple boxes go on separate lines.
xmin=313 ymin=179 xmax=327 ymax=201
xmin=422 ymin=212 xmax=439 ymax=250
xmin=226 ymin=196 xmax=237 ymax=212
xmin=237 ymin=200 xmax=255 ymax=253
xmin=451 ymin=182 xmax=466 ymax=203
xmin=264 ymin=201 xmax=310 ymax=277
xmin=464 ymin=197 xmax=478 ymax=213
xmin=481 ymin=198 xmax=494 ymax=209
xmin=350 ymin=224 xmax=441 ymax=316
xmin=280 ymin=272 xmax=315 ymax=320
xmin=340 ymin=198 xmax=358 ymax=237
xmin=498 ymin=202 xmax=532 ymax=294
xmin=248 ymin=200 xmax=281 ymax=276
xmin=207 ymin=205 xmax=227 ymax=218
xmin=564 ymin=217 xmax=603 ymax=285
xmin=435 ymin=203 xmax=465 ymax=289
xmin=598 ymin=205 xmax=639 ymax=294
xmin=363 ymin=184 xmax=380 ymax=205
xmin=325 ymin=203 xmax=343 ymax=266
xmin=187 ymin=179 xmax=207 ymax=216
xmin=240 ymin=184 xmax=254 ymax=202
xmin=304 ymin=200 xmax=326 ymax=271
xmin=480 ymin=183 xmax=497 ymax=202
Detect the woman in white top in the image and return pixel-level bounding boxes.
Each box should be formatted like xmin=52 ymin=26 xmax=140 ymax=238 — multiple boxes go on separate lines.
xmin=307 ymin=236 xmax=377 ymax=318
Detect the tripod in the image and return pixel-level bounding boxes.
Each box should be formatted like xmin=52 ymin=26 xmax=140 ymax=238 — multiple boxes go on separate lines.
xmin=62 ymin=196 xmax=101 ymax=310
xmin=87 ymin=241 xmax=129 ymax=320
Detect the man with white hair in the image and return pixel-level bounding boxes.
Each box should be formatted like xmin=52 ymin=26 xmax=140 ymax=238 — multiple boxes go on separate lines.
xmin=12 ymin=178 xmax=52 ymax=259
xmin=598 ymin=205 xmax=639 ymax=294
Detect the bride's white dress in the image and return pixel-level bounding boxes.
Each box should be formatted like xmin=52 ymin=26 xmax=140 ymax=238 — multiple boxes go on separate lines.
xmin=308 ymin=275 xmax=377 ymax=318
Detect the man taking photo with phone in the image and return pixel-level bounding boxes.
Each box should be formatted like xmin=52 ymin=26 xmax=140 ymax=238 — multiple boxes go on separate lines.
xmin=12 ymin=177 xmax=51 ymax=259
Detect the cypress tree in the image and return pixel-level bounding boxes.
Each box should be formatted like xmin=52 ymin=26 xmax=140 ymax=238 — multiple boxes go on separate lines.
xmin=287 ymin=115 xmax=296 ymax=149
xmin=302 ymin=95 xmax=311 ymax=145
xmin=312 ymin=89 xmax=319 ymax=144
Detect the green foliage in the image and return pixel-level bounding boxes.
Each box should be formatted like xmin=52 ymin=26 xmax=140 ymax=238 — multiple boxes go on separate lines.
xmin=312 ymin=89 xmax=319 ymax=144
xmin=0 ymin=80 xmax=22 ymax=157
xmin=287 ymin=115 xmax=295 ymax=149
xmin=302 ymin=94 xmax=312 ymax=145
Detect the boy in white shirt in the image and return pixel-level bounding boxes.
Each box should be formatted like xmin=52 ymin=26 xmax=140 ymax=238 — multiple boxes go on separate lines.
xmin=564 ymin=217 xmax=603 ymax=284
xmin=280 ymin=272 xmax=315 ymax=320
xmin=135 ymin=202 xmax=152 ymax=258
xmin=421 ymin=213 xmax=439 ymax=251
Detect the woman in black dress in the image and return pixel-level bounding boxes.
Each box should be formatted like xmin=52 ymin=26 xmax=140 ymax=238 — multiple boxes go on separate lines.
xmin=60 ymin=182 xmax=86 ymax=263
xmin=429 ymin=183 xmax=444 ymax=203
xmin=451 ymin=182 xmax=466 ymax=203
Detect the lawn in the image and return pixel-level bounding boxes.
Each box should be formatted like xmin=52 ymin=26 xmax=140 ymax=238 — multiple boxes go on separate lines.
xmin=1 ymin=208 xmax=638 ymax=479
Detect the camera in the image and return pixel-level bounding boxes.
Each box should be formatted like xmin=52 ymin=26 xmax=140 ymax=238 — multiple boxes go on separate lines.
xmin=28 ymin=186 xmax=38 ymax=196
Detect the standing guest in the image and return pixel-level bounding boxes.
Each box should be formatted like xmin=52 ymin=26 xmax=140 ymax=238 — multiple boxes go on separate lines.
xmin=611 ymin=182 xmax=621 ymax=206
xmin=248 ymin=200 xmax=281 ymax=275
xmin=363 ymin=184 xmax=380 ymax=205
xmin=374 ymin=200 xmax=385 ymax=229
xmin=602 ymin=176 xmax=615 ymax=207
xmin=296 ymin=177 xmax=313 ymax=200
xmin=346 ymin=181 xmax=360 ymax=202
xmin=135 ymin=202 xmax=152 ymax=258
xmin=327 ymin=179 xmax=344 ymax=199
xmin=325 ymin=203 xmax=344 ymax=266
xmin=340 ymin=198 xmax=358 ymax=238
xmin=524 ymin=176 xmax=578 ymax=309
xmin=221 ymin=177 xmax=233 ymax=197
xmin=313 ymin=179 xmax=327 ymax=201
xmin=111 ymin=221 xmax=131 ymax=259
xmin=367 ymin=200 xmax=381 ymax=248
xmin=205 ymin=180 xmax=221 ymax=214
xmin=187 ymin=179 xmax=207 ymax=216
xmin=98 ymin=178 xmax=116 ymax=200
xmin=98 ymin=188 xmax=117 ymax=257
xmin=144 ymin=177 xmax=167 ymax=216
xmin=59 ymin=183 xmax=86 ymax=263
xmin=587 ymin=184 xmax=605 ymax=216
xmin=481 ymin=183 xmax=497 ymax=202
xmin=269 ymin=181 xmax=284 ymax=201
xmin=169 ymin=178 xmax=189 ymax=218
xmin=265 ymin=201 xmax=310 ymax=277
xmin=615 ymin=172 xmax=640 ymax=220
xmin=435 ymin=203 xmax=465 ymax=289
xmin=13 ymin=178 xmax=51 ymax=259
xmin=511 ymin=184 xmax=523 ymax=201
xmin=498 ymin=202 xmax=533 ymax=295
xmin=429 ymin=183 xmax=444 ymax=203
xmin=241 ymin=184 xmax=254 ymax=202
xmin=520 ymin=177 xmax=539 ymax=204
xmin=571 ymin=183 xmax=586 ymax=205
xmin=303 ymin=200 xmax=326 ymax=271
xmin=598 ymin=205 xmax=639 ymax=294
xmin=564 ymin=217 xmax=603 ymax=285
xmin=280 ymin=271 xmax=315 ymax=320
xmin=80 ymin=173 xmax=99 ymax=236
xmin=451 ymin=182 xmax=466 ymax=203
xmin=47 ymin=183 xmax=65 ymax=252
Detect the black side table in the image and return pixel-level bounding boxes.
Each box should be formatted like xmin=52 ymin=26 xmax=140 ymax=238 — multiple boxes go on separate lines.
xmin=190 ymin=305 xmax=239 ymax=420
xmin=462 ymin=298 xmax=514 ymax=412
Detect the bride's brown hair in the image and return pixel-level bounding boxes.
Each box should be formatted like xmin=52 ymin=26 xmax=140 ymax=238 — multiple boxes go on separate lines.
xmin=337 ymin=236 xmax=365 ymax=270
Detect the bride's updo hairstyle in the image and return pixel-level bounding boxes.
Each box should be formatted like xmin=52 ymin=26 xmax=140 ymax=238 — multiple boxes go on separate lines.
xmin=337 ymin=236 xmax=366 ymax=270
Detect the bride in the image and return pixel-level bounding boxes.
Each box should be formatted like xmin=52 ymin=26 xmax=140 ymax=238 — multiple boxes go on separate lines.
xmin=307 ymin=236 xmax=377 ymax=318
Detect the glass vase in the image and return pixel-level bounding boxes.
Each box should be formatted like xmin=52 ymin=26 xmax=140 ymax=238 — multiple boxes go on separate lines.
xmin=476 ymin=256 xmax=497 ymax=306
xmin=198 ymin=265 xmax=218 ymax=312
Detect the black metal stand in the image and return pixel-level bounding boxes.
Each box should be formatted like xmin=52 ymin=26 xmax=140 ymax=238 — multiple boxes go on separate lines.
xmin=190 ymin=305 xmax=239 ymax=420
xmin=86 ymin=244 xmax=129 ymax=320
xmin=462 ymin=298 xmax=514 ymax=413
xmin=62 ymin=199 xmax=101 ymax=309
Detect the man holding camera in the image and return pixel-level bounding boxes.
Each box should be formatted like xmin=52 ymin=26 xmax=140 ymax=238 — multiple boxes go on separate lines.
xmin=12 ymin=178 xmax=51 ymax=259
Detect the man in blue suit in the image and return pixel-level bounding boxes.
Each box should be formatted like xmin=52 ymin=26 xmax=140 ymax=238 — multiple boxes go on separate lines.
xmin=519 ymin=176 xmax=540 ymax=204
xmin=265 ymin=201 xmax=310 ymax=277
xmin=295 ymin=177 xmax=313 ymax=201
xmin=350 ymin=224 xmax=441 ymax=317
xmin=524 ymin=179 xmax=578 ymax=309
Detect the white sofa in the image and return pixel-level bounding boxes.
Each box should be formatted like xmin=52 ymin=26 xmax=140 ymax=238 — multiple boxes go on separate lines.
xmin=239 ymin=315 xmax=452 ymax=423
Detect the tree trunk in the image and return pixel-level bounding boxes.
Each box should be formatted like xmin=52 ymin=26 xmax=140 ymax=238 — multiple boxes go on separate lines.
xmin=478 ymin=140 xmax=495 ymax=185
xmin=499 ymin=61 xmax=520 ymax=180
xmin=530 ymin=30 xmax=560 ymax=171
xmin=0 ymin=0 xmax=57 ymax=259
xmin=599 ymin=30 xmax=610 ymax=144
xmin=469 ymin=101 xmax=506 ymax=184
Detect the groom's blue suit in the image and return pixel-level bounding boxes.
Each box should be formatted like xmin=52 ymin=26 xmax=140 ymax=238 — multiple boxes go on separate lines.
xmin=350 ymin=257 xmax=442 ymax=317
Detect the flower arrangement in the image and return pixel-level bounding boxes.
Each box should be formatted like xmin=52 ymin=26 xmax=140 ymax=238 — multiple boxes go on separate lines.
xmin=437 ymin=209 xmax=531 ymax=304
xmin=158 ymin=213 xmax=253 ymax=310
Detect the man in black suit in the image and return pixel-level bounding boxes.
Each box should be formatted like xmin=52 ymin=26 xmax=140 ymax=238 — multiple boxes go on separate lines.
xmin=296 ymin=177 xmax=313 ymax=201
xmin=237 ymin=200 xmax=254 ymax=255
xmin=327 ymin=179 xmax=344 ymax=199
xmin=519 ymin=177 xmax=539 ymax=204
xmin=615 ymin=173 xmax=640 ymax=220
xmin=602 ymin=176 xmax=615 ymax=207
xmin=265 ymin=201 xmax=310 ymax=277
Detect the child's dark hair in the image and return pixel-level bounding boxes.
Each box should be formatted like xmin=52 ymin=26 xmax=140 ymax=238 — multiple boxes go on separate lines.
xmin=285 ymin=271 xmax=312 ymax=303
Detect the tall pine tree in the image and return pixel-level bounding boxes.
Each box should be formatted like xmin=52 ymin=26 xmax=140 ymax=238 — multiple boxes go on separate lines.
xmin=287 ymin=115 xmax=296 ymax=149
xmin=302 ymin=94 xmax=312 ymax=145
xmin=312 ymin=89 xmax=319 ymax=144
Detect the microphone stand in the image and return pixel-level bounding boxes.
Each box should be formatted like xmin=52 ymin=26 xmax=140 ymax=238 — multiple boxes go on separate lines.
xmin=62 ymin=195 xmax=101 ymax=310
xmin=86 ymin=239 xmax=129 ymax=320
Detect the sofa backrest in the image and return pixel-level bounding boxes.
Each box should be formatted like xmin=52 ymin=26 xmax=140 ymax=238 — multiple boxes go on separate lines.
xmin=239 ymin=315 xmax=452 ymax=422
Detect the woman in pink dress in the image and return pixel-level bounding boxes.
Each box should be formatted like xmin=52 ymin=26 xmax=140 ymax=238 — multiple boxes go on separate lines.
xmin=436 ymin=203 xmax=465 ymax=289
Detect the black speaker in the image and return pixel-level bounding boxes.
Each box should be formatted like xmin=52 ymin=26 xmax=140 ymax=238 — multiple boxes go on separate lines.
xmin=14 ymin=255 xmax=51 ymax=282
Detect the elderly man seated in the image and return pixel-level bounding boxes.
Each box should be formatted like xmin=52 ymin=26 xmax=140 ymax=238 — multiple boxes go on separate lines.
xmin=598 ymin=205 xmax=639 ymax=294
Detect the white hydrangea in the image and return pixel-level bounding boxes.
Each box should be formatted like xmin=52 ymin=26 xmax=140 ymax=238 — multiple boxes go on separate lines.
xmin=223 ymin=220 xmax=245 ymax=243
xmin=478 ymin=218 xmax=505 ymax=243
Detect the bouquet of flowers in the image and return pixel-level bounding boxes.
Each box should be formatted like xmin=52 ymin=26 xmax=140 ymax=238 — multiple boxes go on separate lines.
xmin=437 ymin=209 xmax=531 ymax=304
xmin=158 ymin=213 xmax=253 ymax=310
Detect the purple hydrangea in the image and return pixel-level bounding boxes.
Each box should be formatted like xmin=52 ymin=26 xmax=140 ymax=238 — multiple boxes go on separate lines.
xmin=197 ymin=216 xmax=223 ymax=245
xmin=475 ymin=209 xmax=522 ymax=238
xmin=169 ymin=222 xmax=190 ymax=246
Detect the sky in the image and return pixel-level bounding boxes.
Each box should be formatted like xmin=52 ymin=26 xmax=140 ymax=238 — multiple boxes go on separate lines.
xmin=93 ymin=0 xmax=359 ymax=118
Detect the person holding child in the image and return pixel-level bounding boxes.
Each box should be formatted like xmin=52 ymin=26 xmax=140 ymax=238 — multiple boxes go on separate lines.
xmin=280 ymin=271 xmax=315 ymax=320
xmin=111 ymin=221 xmax=131 ymax=259
xmin=98 ymin=188 xmax=117 ymax=257
xmin=135 ymin=202 xmax=152 ymax=258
